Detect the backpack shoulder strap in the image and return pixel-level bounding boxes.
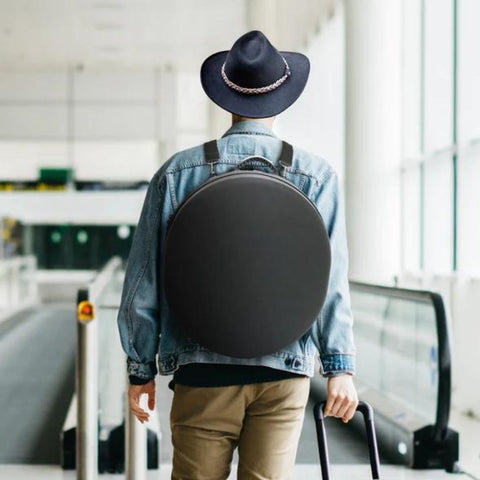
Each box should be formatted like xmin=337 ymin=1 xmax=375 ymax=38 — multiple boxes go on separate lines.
xmin=204 ymin=140 xmax=220 ymax=164
xmin=278 ymin=141 xmax=293 ymax=177
xmin=279 ymin=140 xmax=293 ymax=167
xmin=203 ymin=140 xmax=220 ymax=176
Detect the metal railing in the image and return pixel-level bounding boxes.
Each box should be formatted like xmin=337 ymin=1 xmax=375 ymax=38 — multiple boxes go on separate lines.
xmin=62 ymin=256 xmax=160 ymax=479
xmin=125 ymin=369 xmax=148 ymax=480
xmin=0 ymin=255 xmax=38 ymax=320
xmin=310 ymin=280 xmax=459 ymax=472
xmin=76 ymin=257 xmax=122 ymax=480
xmin=349 ymin=280 xmax=453 ymax=447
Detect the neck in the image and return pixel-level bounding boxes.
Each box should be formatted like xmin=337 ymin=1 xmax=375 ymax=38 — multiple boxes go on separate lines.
xmin=231 ymin=113 xmax=276 ymax=128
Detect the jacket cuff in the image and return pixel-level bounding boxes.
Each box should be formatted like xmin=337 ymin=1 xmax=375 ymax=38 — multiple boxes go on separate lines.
xmin=319 ymin=353 xmax=355 ymax=377
xmin=126 ymin=357 xmax=158 ymax=379
xmin=323 ymin=371 xmax=354 ymax=378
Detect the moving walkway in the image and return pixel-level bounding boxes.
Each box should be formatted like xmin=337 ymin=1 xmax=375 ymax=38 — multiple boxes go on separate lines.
xmin=0 ymin=256 xmax=472 ymax=479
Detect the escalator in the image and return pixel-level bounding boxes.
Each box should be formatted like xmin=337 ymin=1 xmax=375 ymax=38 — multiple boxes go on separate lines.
xmin=0 ymin=304 xmax=75 ymax=464
xmin=0 ymin=269 xmax=468 ymax=479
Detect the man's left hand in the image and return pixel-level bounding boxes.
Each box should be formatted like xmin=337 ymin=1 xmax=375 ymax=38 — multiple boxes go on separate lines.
xmin=324 ymin=374 xmax=358 ymax=423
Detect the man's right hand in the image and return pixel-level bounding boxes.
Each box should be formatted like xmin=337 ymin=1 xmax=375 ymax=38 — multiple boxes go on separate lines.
xmin=324 ymin=374 xmax=359 ymax=423
xmin=128 ymin=379 xmax=156 ymax=423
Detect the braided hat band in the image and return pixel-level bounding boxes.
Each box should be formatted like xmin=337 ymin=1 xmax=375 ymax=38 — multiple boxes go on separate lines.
xmin=221 ymin=56 xmax=291 ymax=95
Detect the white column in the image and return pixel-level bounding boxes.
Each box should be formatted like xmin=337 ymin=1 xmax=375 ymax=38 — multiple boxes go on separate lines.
xmin=344 ymin=0 xmax=403 ymax=284
xmin=156 ymin=67 xmax=178 ymax=161
xmin=245 ymin=0 xmax=278 ymax=42
xmin=208 ymin=101 xmax=231 ymax=139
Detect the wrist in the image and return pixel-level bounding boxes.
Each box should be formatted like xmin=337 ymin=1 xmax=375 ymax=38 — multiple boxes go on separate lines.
xmin=129 ymin=374 xmax=153 ymax=385
xmin=326 ymin=371 xmax=354 ymax=378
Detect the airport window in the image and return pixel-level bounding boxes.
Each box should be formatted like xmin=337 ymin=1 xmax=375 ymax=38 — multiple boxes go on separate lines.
xmin=423 ymin=0 xmax=453 ymax=153
xmin=423 ymin=152 xmax=453 ymax=272
xmin=458 ymin=142 xmax=480 ymax=274
xmin=401 ymin=0 xmax=480 ymax=275
xmin=401 ymin=165 xmax=421 ymax=272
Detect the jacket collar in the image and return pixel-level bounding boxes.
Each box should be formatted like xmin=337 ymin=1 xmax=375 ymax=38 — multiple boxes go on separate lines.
xmin=221 ymin=119 xmax=278 ymax=138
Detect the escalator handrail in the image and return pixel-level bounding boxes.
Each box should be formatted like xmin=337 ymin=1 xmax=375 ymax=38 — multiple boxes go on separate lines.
xmin=349 ymin=280 xmax=451 ymax=444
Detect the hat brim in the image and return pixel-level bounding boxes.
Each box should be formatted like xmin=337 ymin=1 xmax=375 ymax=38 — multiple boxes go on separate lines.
xmin=200 ymin=50 xmax=310 ymax=118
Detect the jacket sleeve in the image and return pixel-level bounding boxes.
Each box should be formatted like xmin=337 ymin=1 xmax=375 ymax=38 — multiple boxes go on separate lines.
xmin=117 ymin=168 xmax=167 ymax=382
xmin=310 ymin=169 xmax=357 ymax=378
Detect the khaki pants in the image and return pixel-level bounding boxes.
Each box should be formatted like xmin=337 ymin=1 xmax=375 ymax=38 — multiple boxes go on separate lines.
xmin=169 ymin=376 xmax=311 ymax=480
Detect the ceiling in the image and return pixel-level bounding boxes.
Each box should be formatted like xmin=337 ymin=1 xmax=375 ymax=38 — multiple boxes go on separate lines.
xmin=0 ymin=0 xmax=246 ymax=70
xmin=0 ymin=0 xmax=333 ymax=71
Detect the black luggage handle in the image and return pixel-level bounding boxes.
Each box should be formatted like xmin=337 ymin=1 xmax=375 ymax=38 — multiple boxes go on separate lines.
xmin=313 ymin=400 xmax=381 ymax=479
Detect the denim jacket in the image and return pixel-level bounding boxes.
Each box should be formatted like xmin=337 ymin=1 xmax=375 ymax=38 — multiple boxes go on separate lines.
xmin=117 ymin=119 xmax=356 ymax=382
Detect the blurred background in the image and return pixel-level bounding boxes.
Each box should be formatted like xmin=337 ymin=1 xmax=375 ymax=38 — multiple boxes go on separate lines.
xmin=0 ymin=0 xmax=479 ymax=479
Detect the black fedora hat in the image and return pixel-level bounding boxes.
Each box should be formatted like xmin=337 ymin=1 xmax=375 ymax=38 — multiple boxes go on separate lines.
xmin=200 ymin=30 xmax=310 ymax=118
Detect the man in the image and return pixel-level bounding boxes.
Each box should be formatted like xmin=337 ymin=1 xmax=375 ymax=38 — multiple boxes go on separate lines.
xmin=117 ymin=30 xmax=358 ymax=479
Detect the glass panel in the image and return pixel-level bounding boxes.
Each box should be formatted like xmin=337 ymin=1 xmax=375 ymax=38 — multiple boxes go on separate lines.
xmin=352 ymin=288 xmax=439 ymax=425
xmin=423 ymin=0 xmax=454 ymax=152
xmin=97 ymin=269 xmax=126 ymax=429
xmin=458 ymin=0 xmax=480 ymax=143
xmin=423 ymin=153 xmax=453 ymax=272
xmin=402 ymin=165 xmax=421 ymax=271
xmin=457 ymin=142 xmax=480 ymax=273
xmin=352 ymin=292 xmax=388 ymax=389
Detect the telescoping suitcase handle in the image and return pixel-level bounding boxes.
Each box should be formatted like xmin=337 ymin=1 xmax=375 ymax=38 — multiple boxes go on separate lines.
xmin=313 ymin=400 xmax=381 ymax=479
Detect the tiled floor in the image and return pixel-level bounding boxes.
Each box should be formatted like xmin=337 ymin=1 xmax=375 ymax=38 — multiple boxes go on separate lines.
xmin=0 ymin=463 xmax=471 ymax=479
xmin=448 ymin=404 xmax=480 ymax=478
